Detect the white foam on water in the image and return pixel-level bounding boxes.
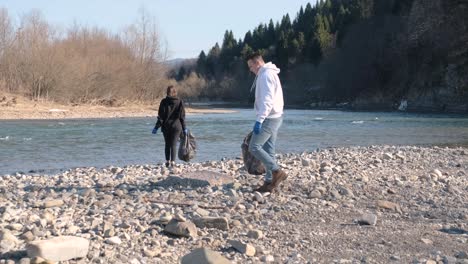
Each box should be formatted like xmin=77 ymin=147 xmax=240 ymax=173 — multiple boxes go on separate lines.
xmin=352 ymin=121 xmax=364 ymax=124
xmin=23 ymin=138 xmax=32 ymax=141
xmin=0 ymin=136 xmax=9 ymax=141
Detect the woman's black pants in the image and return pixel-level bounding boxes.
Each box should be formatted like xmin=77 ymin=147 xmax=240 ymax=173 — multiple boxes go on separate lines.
xmin=162 ymin=128 xmax=181 ymax=161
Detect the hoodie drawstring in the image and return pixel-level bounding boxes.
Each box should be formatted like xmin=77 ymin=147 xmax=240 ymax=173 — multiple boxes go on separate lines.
xmin=250 ymin=74 xmax=258 ymax=93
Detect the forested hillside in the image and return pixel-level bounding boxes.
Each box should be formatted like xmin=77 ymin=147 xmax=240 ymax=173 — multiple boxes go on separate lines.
xmin=188 ymin=0 xmax=468 ymax=112
xmin=1 ymin=1 xmax=467 ymax=112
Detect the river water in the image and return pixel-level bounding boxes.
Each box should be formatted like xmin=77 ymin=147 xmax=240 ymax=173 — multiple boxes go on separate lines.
xmin=1 ymin=109 xmax=468 ymax=175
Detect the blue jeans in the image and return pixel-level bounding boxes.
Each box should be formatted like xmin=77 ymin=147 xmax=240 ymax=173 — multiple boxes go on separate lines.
xmin=249 ymin=117 xmax=283 ymax=183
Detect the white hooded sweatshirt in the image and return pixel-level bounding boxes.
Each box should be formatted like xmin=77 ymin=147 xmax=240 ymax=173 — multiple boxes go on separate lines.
xmin=254 ymin=62 xmax=284 ymax=123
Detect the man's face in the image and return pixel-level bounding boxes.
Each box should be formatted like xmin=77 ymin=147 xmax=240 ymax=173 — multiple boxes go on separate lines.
xmin=247 ymin=59 xmax=260 ymax=75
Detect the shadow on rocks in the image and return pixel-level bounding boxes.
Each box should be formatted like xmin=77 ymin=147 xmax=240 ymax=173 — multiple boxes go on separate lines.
xmin=0 ymin=249 xmax=27 ymax=260
xmin=438 ymin=227 xmax=468 ymax=235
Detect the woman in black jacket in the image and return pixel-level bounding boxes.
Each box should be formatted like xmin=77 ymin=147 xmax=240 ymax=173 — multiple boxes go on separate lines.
xmin=152 ymin=85 xmax=187 ymax=167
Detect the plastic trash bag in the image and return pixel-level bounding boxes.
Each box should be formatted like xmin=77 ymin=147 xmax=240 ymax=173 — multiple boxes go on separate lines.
xmin=178 ymin=130 xmax=197 ymax=162
xmin=241 ymin=131 xmax=266 ymax=175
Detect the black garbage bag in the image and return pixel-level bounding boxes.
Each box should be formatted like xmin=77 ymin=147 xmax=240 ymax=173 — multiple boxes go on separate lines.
xmin=241 ymin=131 xmax=266 ymax=175
xmin=178 ymin=130 xmax=197 ymax=162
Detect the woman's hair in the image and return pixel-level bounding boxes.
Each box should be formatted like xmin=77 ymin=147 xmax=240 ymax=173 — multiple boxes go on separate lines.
xmin=166 ymin=85 xmax=177 ymax=97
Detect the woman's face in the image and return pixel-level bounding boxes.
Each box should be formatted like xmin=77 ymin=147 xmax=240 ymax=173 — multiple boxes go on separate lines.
xmin=168 ymin=87 xmax=176 ymax=97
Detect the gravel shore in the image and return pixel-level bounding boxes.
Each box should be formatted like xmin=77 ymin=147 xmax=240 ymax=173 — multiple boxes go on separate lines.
xmin=0 ymin=94 xmax=236 ymax=120
xmin=0 ymin=145 xmax=467 ymax=264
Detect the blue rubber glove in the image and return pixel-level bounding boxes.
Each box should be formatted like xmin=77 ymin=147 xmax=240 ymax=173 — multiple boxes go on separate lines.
xmin=152 ymin=128 xmax=158 ymax=134
xmin=253 ymin=121 xmax=262 ymax=134
xmin=183 ymin=129 xmax=188 ymax=135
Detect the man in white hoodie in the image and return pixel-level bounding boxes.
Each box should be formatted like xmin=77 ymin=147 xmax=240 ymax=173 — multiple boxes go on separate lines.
xmin=247 ymin=53 xmax=287 ymax=193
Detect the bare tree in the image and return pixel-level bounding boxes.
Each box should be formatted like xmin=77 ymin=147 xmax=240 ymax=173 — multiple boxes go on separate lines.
xmin=122 ymin=7 xmax=163 ymax=63
xmin=121 ymin=7 xmax=168 ymax=101
xmin=177 ymin=72 xmax=207 ymax=99
xmin=10 ymin=9 xmax=62 ymax=100
xmin=0 ymin=8 xmax=14 ymax=57
xmin=0 ymin=8 xmax=17 ymax=92
xmin=0 ymin=7 xmax=171 ymax=104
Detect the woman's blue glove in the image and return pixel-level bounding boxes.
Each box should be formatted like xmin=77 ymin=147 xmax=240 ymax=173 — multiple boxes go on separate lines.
xmin=152 ymin=128 xmax=158 ymax=134
xmin=253 ymin=121 xmax=262 ymax=134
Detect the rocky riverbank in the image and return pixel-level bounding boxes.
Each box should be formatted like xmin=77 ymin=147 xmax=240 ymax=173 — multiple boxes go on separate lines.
xmin=0 ymin=145 xmax=467 ymax=263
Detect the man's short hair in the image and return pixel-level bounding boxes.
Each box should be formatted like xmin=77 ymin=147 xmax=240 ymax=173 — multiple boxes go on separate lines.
xmin=246 ymin=51 xmax=263 ymax=62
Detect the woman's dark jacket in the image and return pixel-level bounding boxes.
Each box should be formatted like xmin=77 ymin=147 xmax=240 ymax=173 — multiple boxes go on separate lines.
xmin=157 ymin=96 xmax=186 ymax=132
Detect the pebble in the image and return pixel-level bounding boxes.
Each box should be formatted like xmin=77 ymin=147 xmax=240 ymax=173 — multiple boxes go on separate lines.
xmin=358 ymin=213 xmax=378 ymax=226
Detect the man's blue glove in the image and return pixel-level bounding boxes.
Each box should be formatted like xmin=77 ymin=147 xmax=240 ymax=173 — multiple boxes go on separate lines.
xmin=253 ymin=121 xmax=262 ymax=134
xmin=152 ymin=128 xmax=158 ymax=134
xmin=183 ymin=129 xmax=188 ymax=135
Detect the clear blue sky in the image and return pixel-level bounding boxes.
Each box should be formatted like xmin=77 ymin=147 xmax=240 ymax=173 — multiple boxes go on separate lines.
xmin=0 ymin=0 xmax=316 ymax=59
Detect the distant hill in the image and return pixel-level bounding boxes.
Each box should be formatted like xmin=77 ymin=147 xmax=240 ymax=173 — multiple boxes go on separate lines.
xmin=164 ymin=58 xmax=197 ymax=69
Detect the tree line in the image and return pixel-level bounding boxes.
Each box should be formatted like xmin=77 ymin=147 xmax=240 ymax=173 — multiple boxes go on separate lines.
xmin=2 ymin=1 xmax=466 ymax=109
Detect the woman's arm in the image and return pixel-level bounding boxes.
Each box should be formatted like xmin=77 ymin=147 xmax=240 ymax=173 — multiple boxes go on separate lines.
xmin=158 ymin=99 xmax=166 ymax=122
xmin=179 ymin=100 xmax=186 ymax=131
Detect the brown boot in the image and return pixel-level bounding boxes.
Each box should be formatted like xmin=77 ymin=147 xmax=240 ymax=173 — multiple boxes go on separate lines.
xmin=254 ymin=182 xmax=274 ymax=193
xmin=270 ymin=169 xmax=288 ymax=190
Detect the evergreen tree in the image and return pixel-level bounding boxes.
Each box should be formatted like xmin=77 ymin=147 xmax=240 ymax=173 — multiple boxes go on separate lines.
xmin=266 ymin=19 xmax=276 ymax=47
xmin=293 ymin=6 xmax=305 ymax=33
xmin=243 ymin=31 xmax=253 ymax=47
xmin=176 ymin=66 xmax=186 ymax=81
xmin=220 ymin=30 xmax=237 ymax=71
xmin=279 ymin=14 xmax=292 ymax=32
xmin=314 ymin=14 xmax=333 ymax=59
xmin=240 ymin=43 xmax=254 ymax=59
xmin=350 ymin=0 xmax=374 ymax=20
xmin=335 ymin=4 xmax=351 ymax=45
xmin=302 ymin=3 xmax=317 ymax=40
xmin=235 ymin=38 xmax=243 ymax=57
xmin=323 ymin=0 xmax=332 ymax=12
xmin=206 ymin=43 xmax=221 ymax=78
xmin=323 ymin=14 xmax=331 ymax=32
xmin=289 ymin=32 xmax=305 ymax=64
xmin=196 ymin=50 xmax=207 ymax=76
xmin=252 ymin=24 xmax=266 ymax=50
xmin=276 ymin=31 xmax=289 ymax=68
xmin=327 ymin=14 xmax=334 ymax=32
xmin=221 ymin=30 xmax=236 ymax=50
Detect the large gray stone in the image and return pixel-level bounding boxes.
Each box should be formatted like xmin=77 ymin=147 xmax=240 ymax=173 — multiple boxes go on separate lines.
xmin=228 ymin=240 xmax=256 ymax=256
xmin=164 ymin=220 xmax=198 ymax=238
xmin=26 ymin=236 xmax=89 ymax=261
xmin=181 ymin=248 xmax=231 ymax=264
xmin=0 ymin=229 xmax=19 ymax=245
xmin=193 ymin=217 xmax=229 ymax=231
xmin=358 ymin=213 xmax=377 ymax=226
xmin=155 ymin=170 xmax=233 ymax=188
xmin=247 ymin=229 xmax=263 ymax=239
